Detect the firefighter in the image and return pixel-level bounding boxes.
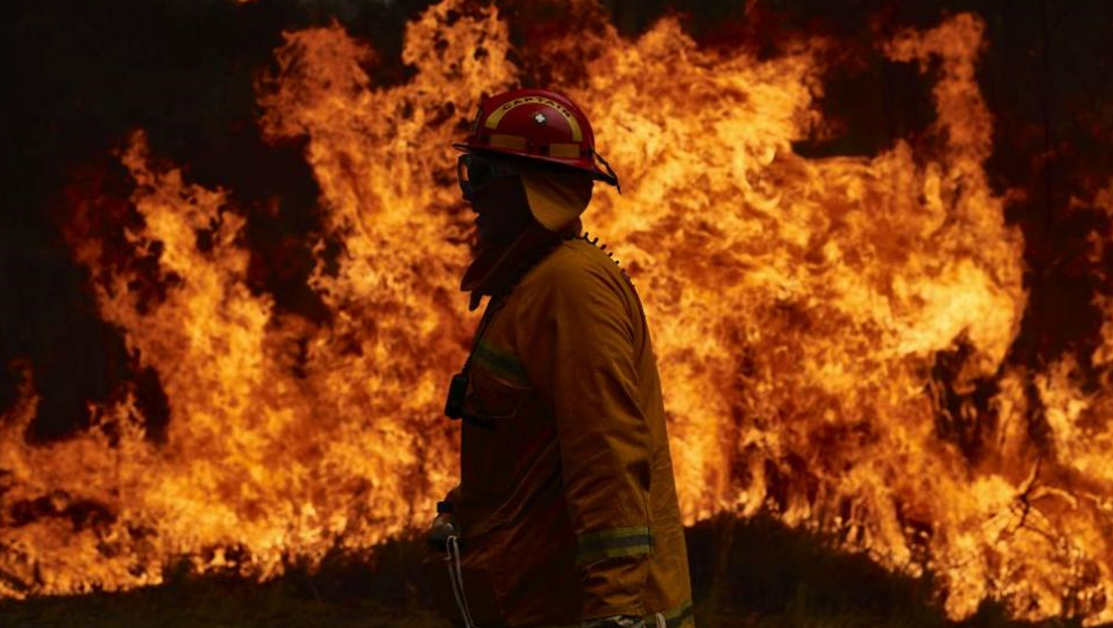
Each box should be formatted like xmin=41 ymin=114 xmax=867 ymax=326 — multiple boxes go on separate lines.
xmin=428 ymin=88 xmax=694 ymax=628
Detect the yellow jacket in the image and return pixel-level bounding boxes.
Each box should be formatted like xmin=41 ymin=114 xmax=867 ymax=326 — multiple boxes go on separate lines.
xmin=431 ymin=232 xmax=694 ymax=628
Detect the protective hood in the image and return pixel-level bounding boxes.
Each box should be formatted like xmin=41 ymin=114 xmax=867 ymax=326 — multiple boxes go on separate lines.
xmin=519 ymin=165 xmax=593 ymax=231
xmin=460 ymin=218 xmax=582 ymax=310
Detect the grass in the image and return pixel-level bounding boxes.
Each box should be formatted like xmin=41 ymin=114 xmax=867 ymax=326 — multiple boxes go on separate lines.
xmin=0 ymin=513 xmax=1104 ymax=628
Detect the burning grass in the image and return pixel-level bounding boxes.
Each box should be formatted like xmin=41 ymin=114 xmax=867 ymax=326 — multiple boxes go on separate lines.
xmin=0 ymin=515 xmax=1097 ymax=628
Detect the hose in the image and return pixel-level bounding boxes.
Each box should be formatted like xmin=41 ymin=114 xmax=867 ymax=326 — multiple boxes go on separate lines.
xmin=446 ymin=535 xmax=476 ymax=628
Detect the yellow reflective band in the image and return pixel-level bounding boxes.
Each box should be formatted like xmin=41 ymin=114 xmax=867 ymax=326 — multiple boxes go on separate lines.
xmin=473 ymin=341 xmax=530 ymax=387
xmin=488 ymin=133 xmax=527 ymax=150
xmin=548 ymin=143 xmax=581 ymax=158
xmin=579 ymin=544 xmax=651 ymax=562
xmin=484 ymin=96 xmax=583 ymax=142
xmin=575 ymin=526 xmax=653 ymax=564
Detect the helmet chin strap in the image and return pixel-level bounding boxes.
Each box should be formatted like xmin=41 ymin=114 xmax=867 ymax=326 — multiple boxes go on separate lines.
xmin=592 ymin=149 xmax=621 ymax=194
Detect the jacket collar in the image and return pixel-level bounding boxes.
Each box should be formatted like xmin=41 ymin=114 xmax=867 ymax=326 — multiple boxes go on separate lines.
xmin=461 ymin=218 xmax=583 ymax=311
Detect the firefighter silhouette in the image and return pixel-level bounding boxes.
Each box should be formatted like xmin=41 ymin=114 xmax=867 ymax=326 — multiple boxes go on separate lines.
xmin=428 ymin=89 xmax=694 ymax=628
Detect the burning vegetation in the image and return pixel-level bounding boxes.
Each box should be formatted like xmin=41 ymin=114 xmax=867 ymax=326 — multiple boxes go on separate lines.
xmin=1 ymin=0 xmax=1112 ymax=624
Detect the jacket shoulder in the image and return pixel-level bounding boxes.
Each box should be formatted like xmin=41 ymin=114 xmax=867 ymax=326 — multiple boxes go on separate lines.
xmin=521 ymin=238 xmax=632 ymax=295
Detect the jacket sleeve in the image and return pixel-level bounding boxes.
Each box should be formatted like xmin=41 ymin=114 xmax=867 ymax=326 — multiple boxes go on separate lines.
xmin=515 ymin=261 xmax=653 ymax=620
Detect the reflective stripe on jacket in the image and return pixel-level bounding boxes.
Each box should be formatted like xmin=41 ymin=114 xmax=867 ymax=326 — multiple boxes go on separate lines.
xmin=444 ymin=237 xmax=694 ymax=627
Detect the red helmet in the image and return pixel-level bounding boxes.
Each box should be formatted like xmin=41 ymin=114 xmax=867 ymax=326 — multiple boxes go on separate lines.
xmin=454 ymin=88 xmax=620 ymax=190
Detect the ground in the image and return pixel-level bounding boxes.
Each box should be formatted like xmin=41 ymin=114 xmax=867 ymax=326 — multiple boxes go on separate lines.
xmin=0 ymin=513 xmax=1098 ymax=628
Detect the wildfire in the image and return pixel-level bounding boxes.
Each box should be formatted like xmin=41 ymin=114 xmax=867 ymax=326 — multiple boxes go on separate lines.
xmin=2 ymin=0 xmax=1111 ymax=623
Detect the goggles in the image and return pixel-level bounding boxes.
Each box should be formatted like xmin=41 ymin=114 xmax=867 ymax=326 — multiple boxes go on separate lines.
xmin=457 ymin=153 xmax=519 ymax=201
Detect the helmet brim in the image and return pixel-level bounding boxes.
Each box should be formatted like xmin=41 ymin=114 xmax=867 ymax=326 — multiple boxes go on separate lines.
xmin=452 ymin=143 xmax=619 ymax=188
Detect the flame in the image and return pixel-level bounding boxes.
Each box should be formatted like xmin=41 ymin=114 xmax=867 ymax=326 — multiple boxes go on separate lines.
xmin=3 ymin=0 xmax=1112 ymax=623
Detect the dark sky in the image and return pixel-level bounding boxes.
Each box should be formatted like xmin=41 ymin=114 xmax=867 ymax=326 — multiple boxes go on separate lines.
xmin=2 ymin=0 xmax=1112 ymax=443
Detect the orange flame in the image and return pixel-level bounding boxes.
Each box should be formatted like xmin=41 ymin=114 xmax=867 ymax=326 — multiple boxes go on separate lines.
xmin=3 ymin=0 xmax=1112 ymax=623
